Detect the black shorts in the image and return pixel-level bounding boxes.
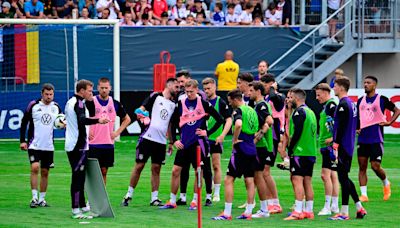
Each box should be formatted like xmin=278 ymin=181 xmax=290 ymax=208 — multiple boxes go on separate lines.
xmin=28 ymin=149 xmax=54 ymax=169
xmin=255 ymin=147 xmax=276 ymax=171
xmin=357 ymin=143 xmax=384 ymax=163
xmin=88 ymin=146 xmax=114 ymax=168
xmin=290 ymin=156 xmax=316 ymax=177
xmin=227 ymin=145 xmax=256 ymax=178
xmin=136 ymin=138 xmax=166 ymax=165
xmin=209 ymin=140 xmax=223 ymax=154
xmin=338 ymin=148 xmax=352 ymax=173
xmin=174 ymin=140 xmax=210 ymax=169
xmin=328 ymin=7 xmax=338 ymax=19
xmin=320 ymin=146 xmax=337 ymax=171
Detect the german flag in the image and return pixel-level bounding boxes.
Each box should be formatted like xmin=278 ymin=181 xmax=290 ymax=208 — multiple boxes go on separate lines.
xmin=6 ymin=25 xmax=40 ymax=84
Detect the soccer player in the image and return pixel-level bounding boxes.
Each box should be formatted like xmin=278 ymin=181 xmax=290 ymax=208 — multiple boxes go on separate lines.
xmin=202 ymin=77 xmax=233 ymax=202
xmin=248 ymin=82 xmax=274 ymax=218
xmin=329 ymin=76 xmax=367 ymax=220
xmin=20 ymin=83 xmax=62 ymax=208
xmin=315 ymin=83 xmax=340 ymax=215
xmin=212 ymin=89 xmax=259 ymax=220
xmin=160 ymin=79 xmax=224 ymax=209
xmin=65 ymin=79 xmax=109 ymax=219
xmin=260 ymin=75 xmax=288 ymax=171
xmin=122 ymin=78 xmax=179 ymax=206
xmin=284 ymin=88 xmax=317 ymax=220
xmin=237 ymin=72 xmax=254 ymax=107
xmin=86 ymin=77 xmax=131 ymax=185
xmin=357 ymin=76 xmax=400 ymax=202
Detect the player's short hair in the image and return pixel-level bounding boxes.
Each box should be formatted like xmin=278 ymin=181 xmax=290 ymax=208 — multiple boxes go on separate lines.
xmin=98 ymin=77 xmax=110 ymax=84
xmin=315 ymin=83 xmax=331 ymax=92
xmin=166 ymin=77 xmax=177 ymax=85
xmin=227 ymin=3 xmax=235 ymax=9
xmin=41 ymin=83 xmax=54 ymax=92
xmin=260 ymin=74 xmax=275 ymax=84
xmin=365 ymin=75 xmax=378 ymax=83
xmin=227 ymin=89 xmax=243 ymax=100
xmin=202 ymin=77 xmax=216 ymax=85
xmin=291 ymin=88 xmax=306 ymax=100
xmin=215 ymin=2 xmax=223 ymax=9
xmin=238 ymin=72 xmax=254 ymax=83
xmin=185 ymin=79 xmax=199 ymax=88
xmin=76 ymin=79 xmax=93 ymax=92
xmin=335 ymin=76 xmax=351 ymax=91
xmin=244 ymin=2 xmax=252 ymax=9
xmin=249 ymin=81 xmax=266 ymax=95
xmin=176 ymin=70 xmax=191 ymax=79
xmin=258 ymin=60 xmax=269 ymax=67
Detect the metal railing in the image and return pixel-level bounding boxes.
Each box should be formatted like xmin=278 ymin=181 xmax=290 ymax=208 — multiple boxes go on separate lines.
xmin=0 ymin=77 xmax=26 ymax=92
xmin=270 ymin=0 xmax=353 ymax=82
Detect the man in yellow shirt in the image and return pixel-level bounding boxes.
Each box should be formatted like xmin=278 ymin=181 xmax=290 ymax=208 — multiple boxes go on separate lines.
xmin=215 ymin=50 xmax=240 ymax=94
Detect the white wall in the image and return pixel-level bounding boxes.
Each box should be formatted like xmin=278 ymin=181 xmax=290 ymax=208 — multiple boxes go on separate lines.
xmin=327 ymin=53 xmax=400 ymax=88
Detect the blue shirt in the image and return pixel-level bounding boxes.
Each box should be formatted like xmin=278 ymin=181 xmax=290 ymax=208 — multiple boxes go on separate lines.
xmin=24 ymin=1 xmax=44 ymax=16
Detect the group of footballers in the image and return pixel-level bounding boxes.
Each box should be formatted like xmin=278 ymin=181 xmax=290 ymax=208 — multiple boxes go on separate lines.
xmin=20 ymin=66 xmax=399 ymax=221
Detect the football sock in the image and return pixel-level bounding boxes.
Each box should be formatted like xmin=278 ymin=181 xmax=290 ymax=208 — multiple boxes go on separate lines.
xmin=32 ymin=189 xmax=38 ymax=200
xmin=324 ymin=195 xmax=332 ymax=209
xmin=224 ymin=203 xmax=232 ymax=216
xmin=39 ymin=192 xmax=46 ymax=202
xmin=170 ymin=193 xmax=177 ymax=204
xmin=382 ymin=178 xmax=390 ymax=186
xmin=127 ymin=186 xmax=134 ymax=198
xmin=360 ymin=186 xmax=367 ymax=196
xmin=151 ymin=191 xmax=158 ymax=201
xmin=260 ymin=200 xmax=268 ymax=212
xmin=305 ymin=200 xmax=313 ymax=213
xmin=214 ymin=184 xmax=221 ymax=196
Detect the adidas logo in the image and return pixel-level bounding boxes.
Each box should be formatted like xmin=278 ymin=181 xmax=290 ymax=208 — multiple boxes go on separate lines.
xmin=339 ymin=107 xmax=344 ymax=111
xmin=291 ymin=167 xmax=295 ymax=172
xmin=294 ymin=111 xmax=299 ymax=116
xmin=266 ymin=157 xmax=271 ymax=161
xmin=330 ymin=104 xmax=335 ymax=108
xmin=377 ymin=156 xmax=382 ymax=160
xmin=261 ymin=106 xmax=266 ymax=110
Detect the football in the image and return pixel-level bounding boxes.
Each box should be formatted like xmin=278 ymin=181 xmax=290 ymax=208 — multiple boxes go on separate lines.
xmin=54 ymin=114 xmax=66 ymax=129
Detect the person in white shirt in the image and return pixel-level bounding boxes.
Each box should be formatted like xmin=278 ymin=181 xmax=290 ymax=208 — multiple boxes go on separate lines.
xmin=252 ymin=15 xmax=265 ymax=26
xmin=170 ymin=0 xmax=187 ymax=25
xmin=233 ymin=0 xmax=242 ymax=16
xmin=122 ymin=78 xmax=179 ymax=207
xmin=96 ymin=0 xmax=120 ymax=19
xmin=239 ymin=2 xmax=253 ymax=25
xmin=225 ymin=3 xmax=240 ymax=26
xmin=136 ymin=13 xmax=153 ymax=26
xmin=120 ymin=12 xmax=135 ymax=26
xmin=264 ymin=2 xmax=282 ymax=26
xmin=20 ymin=83 xmax=62 ymax=208
xmin=65 ymin=79 xmax=109 ymax=219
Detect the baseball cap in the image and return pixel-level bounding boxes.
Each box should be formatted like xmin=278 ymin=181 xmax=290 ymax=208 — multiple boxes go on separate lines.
xmin=2 ymin=2 xmax=11 ymax=8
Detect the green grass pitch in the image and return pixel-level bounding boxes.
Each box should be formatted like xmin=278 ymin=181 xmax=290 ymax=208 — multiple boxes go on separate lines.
xmin=0 ymin=135 xmax=399 ymax=227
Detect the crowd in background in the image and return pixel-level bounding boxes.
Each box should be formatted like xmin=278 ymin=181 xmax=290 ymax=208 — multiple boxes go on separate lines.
xmin=0 ymin=0 xmax=293 ymax=26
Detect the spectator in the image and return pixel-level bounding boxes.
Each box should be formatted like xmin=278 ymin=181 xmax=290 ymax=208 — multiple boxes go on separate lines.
xmin=167 ymin=0 xmax=176 ymax=8
xmin=79 ymin=0 xmax=97 ymax=19
xmin=101 ymin=8 xmax=110 ymax=18
xmin=180 ymin=14 xmax=196 ymax=26
xmin=195 ymin=12 xmax=207 ymax=25
xmin=136 ymin=13 xmax=153 ymax=25
xmin=211 ymin=2 xmax=225 ymax=26
xmin=233 ymin=0 xmax=242 ymax=16
xmin=134 ymin=0 xmax=152 ymax=23
xmin=96 ymin=0 xmax=121 ymax=19
xmin=252 ymin=14 xmax=264 ymax=26
xmin=152 ymin=0 xmax=168 ymax=25
xmin=42 ymin=0 xmax=57 ymax=18
xmin=225 ymin=3 xmax=240 ymax=25
xmin=209 ymin=0 xmax=227 ymax=18
xmin=264 ymin=2 xmax=281 ymax=26
xmin=256 ymin=60 xmax=268 ymax=80
xmin=54 ymin=0 xmax=77 ymax=18
xmin=251 ymin=0 xmax=262 ymax=19
xmin=10 ymin=0 xmax=25 ymax=18
xmin=214 ymin=50 xmax=240 ymax=93
xmin=239 ymin=2 xmax=253 ymax=25
xmin=190 ymin=0 xmax=206 ymax=19
xmin=328 ymin=0 xmax=342 ymax=41
xmin=120 ymin=11 xmax=135 ymax=25
xmin=160 ymin=11 xmax=169 ymax=25
xmin=80 ymin=6 xmax=91 ymax=19
xmin=170 ymin=0 xmax=187 ymax=25
xmin=186 ymin=0 xmax=195 ymax=12
xmin=24 ymin=0 xmax=45 ymax=19
xmin=329 ymin=68 xmax=344 ymax=88
xmin=277 ymin=0 xmax=291 ymax=27
xmin=0 ymin=2 xmax=15 ymax=18
xmin=124 ymin=0 xmax=137 ymax=21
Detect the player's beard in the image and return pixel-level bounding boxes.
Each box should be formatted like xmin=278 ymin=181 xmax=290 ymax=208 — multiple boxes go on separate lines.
xmin=291 ymin=100 xmax=297 ymax=109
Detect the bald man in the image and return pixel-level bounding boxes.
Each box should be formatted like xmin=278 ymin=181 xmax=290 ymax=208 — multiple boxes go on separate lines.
xmin=215 ymin=50 xmax=240 ymax=101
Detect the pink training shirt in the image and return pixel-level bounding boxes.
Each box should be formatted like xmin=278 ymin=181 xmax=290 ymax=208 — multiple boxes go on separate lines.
xmin=89 ymin=96 xmax=116 ymax=145
xmin=359 ymin=94 xmax=387 ymax=129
